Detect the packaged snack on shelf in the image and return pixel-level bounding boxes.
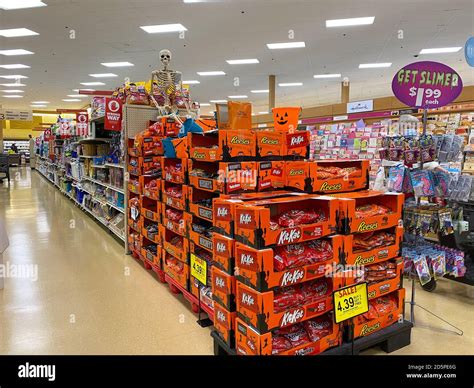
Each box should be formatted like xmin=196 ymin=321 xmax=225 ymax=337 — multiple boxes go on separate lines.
xmin=141 ymin=236 xmax=161 ymax=266
xmin=234 ymin=195 xmax=338 ymax=248
xmin=220 ymin=161 xmax=259 ymax=194
xmin=256 ymin=130 xmax=309 ymax=159
xmin=139 ymin=156 xmax=162 ymax=176
xmin=212 ymin=266 xmax=236 ymax=311
xmin=343 ymin=226 xmax=403 ymax=266
xmin=190 ymin=277 xmax=214 ymax=310
xmin=221 ymin=129 xmax=257 ymax=160
xmin=235 ymin=235 xmax=343 ymax=291
xmin=162 ymin=182 xmax=188 ymax=211
xmin=257 ymin=161 xmax=286 ymax=191
xmin=214 ymin=304 xmax=236 ymax=348
xmin=128 ymin=156 xmax=141 ymax=176
xmin=140 ymin=175 xmax=161 ymax=201
xmin=189 ymin=226 xmax=213 ymax=254
xmin=332 ymin=191 xmax=403 ymax=234
xmin=213 ymin=233 xmax=235 ymax=274
xmin=235 ymin=312 xmax=341 ymax=355
xmin=186 ymin=186 xmax=215 ymax=222
xmin=140 ymin=196 xmax=161 ymax=223
xmin=163 ymin=157 xmax=187 ymax=184
xmin=213 ymin=191 xmax=299 ymax=237
xmin=162 ymin=204 xmax=189 ymax=237
xmin=188 ymin=131 xmax=221 ymax=162
xmin=188 ymin=159 xmax=222 ymax=193
xmin=164 ymin=252 xmax=189 ymax=289
xmin=127 ymin=176 xmax=141 ymax=194
xmin=162 ymin=117 xmax=181 ymax=138
xmin=236 ymin=277 xmax=341 ymax=333
xmin=353 ymin=289 xmax=405 ymax=339
xmin=387 ymin=166 xmax=406 ymax=193
xmin=141 ymin=217 xmax=160 ymax=244
xmin=161 ymin=225 xmax=189 ymax=263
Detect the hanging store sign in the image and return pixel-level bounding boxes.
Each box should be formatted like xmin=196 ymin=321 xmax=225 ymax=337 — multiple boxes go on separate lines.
xmin=76 ymin=113 xmax=89 ymax=136
xmin=104 ymin=97 xmax=123 ymax=131
xmin=0 ymin=109 xmax=33 ymax=122
xmin=347 ymin=99 xmax=373 ymax=114
xmin=465 ymin=37 xmax=474 ymax=67
xmin=392 ymin=61 xmax=463 ymax=109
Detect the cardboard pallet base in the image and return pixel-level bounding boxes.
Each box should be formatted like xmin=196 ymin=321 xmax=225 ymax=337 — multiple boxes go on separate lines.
xmin=211 ymin=320 xmax=413 ymax=356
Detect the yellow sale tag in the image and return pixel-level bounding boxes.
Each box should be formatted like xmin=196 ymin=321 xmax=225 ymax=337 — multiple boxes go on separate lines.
xmin=333 ymin=283 xmax=369 ymax=324
xmin=190 ymin=253 xmax=207 ymax=286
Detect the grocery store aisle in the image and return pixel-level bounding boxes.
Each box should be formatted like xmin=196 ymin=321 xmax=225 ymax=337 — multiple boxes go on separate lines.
xmin=0 ymin=168 xmax=213 ymax=355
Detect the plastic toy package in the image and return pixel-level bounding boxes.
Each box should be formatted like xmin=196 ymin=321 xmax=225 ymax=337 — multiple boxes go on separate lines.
xmin=410 ymin=169 xmax=435 ymax=197
xmin=414 ymin=254 xmax=432 ymax=285
xmin=387 ymin=166 xmax=405 ymax=192
xmin=449 ymin=174 xmax=473 ymax=202
xmin=433 ymin=170 xmax=452 ymax=197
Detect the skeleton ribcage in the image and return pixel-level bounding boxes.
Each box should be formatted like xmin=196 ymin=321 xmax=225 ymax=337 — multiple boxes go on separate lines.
xmin=156 ymin=70 xmax=181 ymax=96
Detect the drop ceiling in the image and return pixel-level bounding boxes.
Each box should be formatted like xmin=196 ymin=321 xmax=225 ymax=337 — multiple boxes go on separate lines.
xmin=0 ymin=0 xmax=473 ymax=114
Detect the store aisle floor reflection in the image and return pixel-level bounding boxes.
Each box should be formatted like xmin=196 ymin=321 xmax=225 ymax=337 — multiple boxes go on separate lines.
xmin=0 ymin=168 xmax=213 ymax=355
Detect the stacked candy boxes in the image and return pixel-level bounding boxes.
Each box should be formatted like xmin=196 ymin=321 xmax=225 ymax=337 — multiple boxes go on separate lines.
xmin=229 ymin=195 xmax=346 ymax=355
xmin=332 ymin=190 xmax=406 ymax=339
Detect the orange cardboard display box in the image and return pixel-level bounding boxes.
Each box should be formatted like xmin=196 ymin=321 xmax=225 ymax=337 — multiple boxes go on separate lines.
xmin=257 ymin=161 xmax=286 ymax=191
xmin=162 ymin=116 xmax=180 ymax=138
xmin=128 ymin=230 xmax=141 ymax=253
xmin=140 ymin=196 xmax=161 ymax=223
xmin=162 ymin=204 xmax=189 ymax=237
xmin=213 ymin=191 xmax=299 ymax=238
xmin=331 ymin=191 xmax=404 ymax=235
xmin=186 ymin=186 xmax=215 ymax=223
xmin=220 ymin=161 xmax=258 ymax=194
xmin=188 ymin=159 xmax=223 ymax=193
xmin=343 ymin=226 xmax=403 ymax=266
xmin=213 ymin=233 xmax=235 ymax=274
xmin=142 ymin=245 xmax=162 ymax=268
xmin=171 ymin=137 xmax=189 ymax=159
xmin=220 ymin=129 xmax=257 ymax=161
xmin=309 ymin=160 xmax=369 ymax=194
xmin=161 ymin=225 xmax=189 ymax=263
xmin=234 ymin=195 xmax=338 ymax=249
xmin=211 ymin=266 xmax=236 ymax=311
xmin=162 ymin=182 xmax=188 ymax=211
xmin=235 ymin=314 xmax=342 ymax=356
xmin=127 ymin=177 xmax=141 ymax=195
xmin=127 ymin=156 xmax=141 ymax=176
xmin=164 ymin=251 xmax=189 ymax=290
xmin=236 ymin=277 xmax=342 ymax=333
xmin=128 ymin=215 xmax=142 ymax=234
xmin=353 ymin=288 xmax=405 ymax=339
xmin=141 ymin=217 xmax=161 ymax=244
xmin=138 ymin=136 xmax=164 ymax=156
xmin=139 ymin=155 xmax=162 ymax=176
xmin=163 ymin=157 xmax=188 ymax=184
xmin=140 ymin=176 xmax=161 ymax=201
xmin=189 ymin=228 xmax=213 ymax=255
xmin=256 ymin=130 xmax=308 ymax=159
xmin=285 ymin=161 xmax=311 ymax=192
xmin=214 ymin=304 xmax=236 ymax=348
xmin=235 ymin=235 xmax=343 ymax=291
xmin=188 ymin=131 xmax=222 ymax=162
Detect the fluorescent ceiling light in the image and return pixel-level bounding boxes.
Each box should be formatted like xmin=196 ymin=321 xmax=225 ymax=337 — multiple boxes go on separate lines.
xmin=73 ymin=89 xmax=94 ymax=92
xmin=259 ymin=111 xmax=269 ymax=114
xmin=0 ymin=64 xmax=30 ymax=69
xmin=0 ymin=0 xmax=47 ymax=10
xmin=31 ymin=104 xmax=46 ymax=108
xmin=0 ymin=28 xmax=39 ymax=37
xmin=279 ymin=82 xmax=303 ymax=87
xmin=326 ymin=16 xmax=375 ymax=28
xmin=2 ymin=95 xmax=22 ymax=98
xmin=359 ymin=63 xmax=392 ymax=68
xmin=0 ymin=74 xmax=28 ymax=79
xmin=267 ymin=42 xmax=305 ymax=49
xmin=31 ymin=100 xmax=49 ymax=104
xmin=140 ymin=24 xmax=187 ymax=34
xmin=1 ymin=89 xmax=24 ymax=93
xmin=62 ymin=99 xmax=81 ymax=102
xmin=67 ymin=94 xmax=87 ymax=98
xmin=89 ymin=73 xmax=117 ymax=78
xmin=0 ymin=82 xmax=26 ymax=86
xmin=251 ymin=89 xmax=269 ymax=94
xmin=183 ymin=0 xmax=202 ymax=3
xmin=228 ymin=95 xmax=248 ymax=99
xmin=226 ymin=59 xmax=259 ymax=65
xmin=197 ymin=71 xmax=225 ymax=76
xmin=314 ymin=73 xmax=341 ymax=79
xmin=210 ymin=99 xmax=227 ymax=103
xmin=182 ymin=80 xmax=200 ymax=84
xmin=101 ymin=62 xmax=134 ymax=67
xmin=198 ymin=103 xmax=210 ymax=106
xmin=80 ymin=82 xmax=105 ymax=86
xmin=419 ymin=47 xmax=462 ymax=54
xmin=0 ymin=49 xmax=34 ymax=56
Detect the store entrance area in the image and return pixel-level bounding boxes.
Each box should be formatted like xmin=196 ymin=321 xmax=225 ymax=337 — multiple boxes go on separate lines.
xmin=0 ymin=169 xmax=472 ymax=355
xmin=0 ymin=168 xmax=212 ymax=355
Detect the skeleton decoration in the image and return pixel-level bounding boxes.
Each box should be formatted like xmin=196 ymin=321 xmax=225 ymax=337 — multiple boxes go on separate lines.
xmin=151 ymin=49 xmax=183 ymax=114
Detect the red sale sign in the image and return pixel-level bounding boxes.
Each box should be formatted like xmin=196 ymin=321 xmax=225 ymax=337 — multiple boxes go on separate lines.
xmin=76 ymin=113 xmax=89 ymax=137
xmin=104 ymin=98 xmax=123 ymax=131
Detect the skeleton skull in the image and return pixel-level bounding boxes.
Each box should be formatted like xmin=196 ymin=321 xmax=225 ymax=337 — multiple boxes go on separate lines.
xmin=160 ymin=49 xmax=172 ymax=68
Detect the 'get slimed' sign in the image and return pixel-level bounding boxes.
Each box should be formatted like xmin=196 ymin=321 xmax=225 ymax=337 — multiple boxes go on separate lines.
xmin=392 ymin=61 xmax=463 ymax=109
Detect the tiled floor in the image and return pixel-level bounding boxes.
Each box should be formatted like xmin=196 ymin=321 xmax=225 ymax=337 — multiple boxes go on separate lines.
xmin=0 ymin=168 xmax=472 ymax=355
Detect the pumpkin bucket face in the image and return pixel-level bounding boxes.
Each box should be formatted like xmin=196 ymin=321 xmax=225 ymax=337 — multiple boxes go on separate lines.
xmin=272 ymin=106 xmax=301 ymax=132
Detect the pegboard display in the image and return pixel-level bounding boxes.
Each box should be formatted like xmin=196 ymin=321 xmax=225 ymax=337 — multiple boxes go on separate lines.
xmin=123 ymin=105 xmax=159 ymax=140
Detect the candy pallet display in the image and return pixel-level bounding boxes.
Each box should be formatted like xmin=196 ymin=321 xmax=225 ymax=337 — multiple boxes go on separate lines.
xmin=255 ymin=129 xmax=309 ymax=160
xmin=161 ymin=225 xmax=190 ymax=263
xmin=162 ymin=182 xmax=188 ymax=211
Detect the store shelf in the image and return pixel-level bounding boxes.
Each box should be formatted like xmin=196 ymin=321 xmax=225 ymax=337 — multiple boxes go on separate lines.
xmin=83 ymin=176 xmax=124 ymax=194
xmin=92 ymin=164 xmax=107 ymax=169
xmin=104 ymin=163 xmax=124 ymax=169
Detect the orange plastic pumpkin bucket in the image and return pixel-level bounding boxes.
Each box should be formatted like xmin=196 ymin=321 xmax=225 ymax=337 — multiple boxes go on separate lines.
xmin=272 ymin=106 xmax=301 ymax=132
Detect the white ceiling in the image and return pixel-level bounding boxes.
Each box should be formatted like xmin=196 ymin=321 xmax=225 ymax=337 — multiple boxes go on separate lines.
xmin=0 ymin=0 xmax=473 ymax=114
